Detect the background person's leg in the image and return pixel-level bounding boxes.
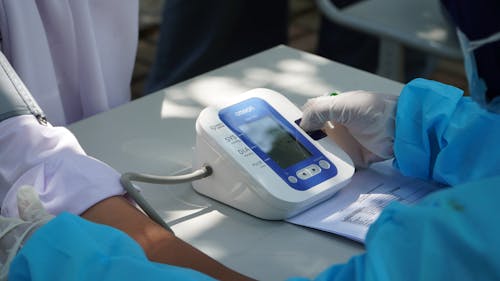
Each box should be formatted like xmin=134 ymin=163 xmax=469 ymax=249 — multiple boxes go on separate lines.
xmin=145 ymin=0 xmax=289 ymax=94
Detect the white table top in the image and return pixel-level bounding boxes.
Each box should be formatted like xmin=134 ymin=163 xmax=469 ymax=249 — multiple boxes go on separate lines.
xmin=69 ymin=45 xmax=404 ymax=281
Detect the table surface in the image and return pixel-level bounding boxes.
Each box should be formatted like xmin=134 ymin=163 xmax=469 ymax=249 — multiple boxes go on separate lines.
xmin=69 ymin=45 xmax=404 ymax=281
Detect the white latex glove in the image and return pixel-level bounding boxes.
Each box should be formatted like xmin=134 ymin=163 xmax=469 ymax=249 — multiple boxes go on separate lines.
xmin=0 ymin=186 xmax=53 ymax=281
xmin=300 ymin=91 xmax=397 ymax=168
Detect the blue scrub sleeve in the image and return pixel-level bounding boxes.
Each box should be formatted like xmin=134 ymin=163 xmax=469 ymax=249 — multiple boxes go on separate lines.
xmin=9 ymin=213 xmax=216 ymax=281
xmin=393 ymin=78 xmax=500 ymax=185
xmin=288 ymin=175 xmax=500 ymax=281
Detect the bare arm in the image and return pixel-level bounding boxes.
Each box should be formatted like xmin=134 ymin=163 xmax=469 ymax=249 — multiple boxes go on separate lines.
xmin=81 ymin=195 xmax=255 ymax=281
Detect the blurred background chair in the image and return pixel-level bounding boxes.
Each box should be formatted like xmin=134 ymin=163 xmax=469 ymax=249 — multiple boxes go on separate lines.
xmin=315 ymin=0 xmax=462 ymax=81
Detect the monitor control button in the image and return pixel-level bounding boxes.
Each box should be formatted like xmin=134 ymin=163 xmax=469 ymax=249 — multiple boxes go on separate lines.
xmin=319 ymin=160 xmax=331 ymax=169
xmin=296 ymin=168 xmax=312 ymax=180
xmin=288 ymin=176 xmax=298 ymax=183
xmin=307 ymin=164 xmax=322 ymax=176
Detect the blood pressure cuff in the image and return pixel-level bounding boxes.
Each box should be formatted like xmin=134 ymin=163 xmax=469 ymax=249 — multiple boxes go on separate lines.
xmin=0 ymin=52 xmax=46 ymax=124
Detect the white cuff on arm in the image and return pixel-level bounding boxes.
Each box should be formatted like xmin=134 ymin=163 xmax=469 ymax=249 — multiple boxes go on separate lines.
xmin=0 ymin=115 xmax=124 ymax=217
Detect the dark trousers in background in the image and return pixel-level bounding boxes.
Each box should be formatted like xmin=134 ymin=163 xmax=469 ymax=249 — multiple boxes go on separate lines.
xmin=144 ymin=0 xmax=404 ymax=95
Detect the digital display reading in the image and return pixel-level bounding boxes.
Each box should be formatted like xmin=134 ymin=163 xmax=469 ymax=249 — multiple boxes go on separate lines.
xmin=239 ymin=116 xmax=312 ymax=168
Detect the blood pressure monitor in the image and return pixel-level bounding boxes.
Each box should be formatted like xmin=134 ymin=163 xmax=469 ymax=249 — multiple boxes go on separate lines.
xmin=193 ymin=88 xmax=354 ymax=220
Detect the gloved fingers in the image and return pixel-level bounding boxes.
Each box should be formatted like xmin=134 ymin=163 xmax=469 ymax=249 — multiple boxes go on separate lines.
xmin=0 ymin=186 xmax=52 ymax=277
xmin=324 ymin=124 xmax=386 ymax=168
xmin=301 ymin=91 xmax=398 ymax=164
xmin=338 ymin=92 xmax=397 ymax=160
xmin=301 ymin=91 xmax=397 ymax=130
xmin=16 ymin=185 xmax=53 ymax=222
xmin=0 ymin=217 xmax=31 ymax=279
xmin=0 ymin=217 xmax=25 ymax=237
xmin=300 ymin=95 xmax=338 ymax=131
xmin=0 ymin=188 xmax=52 ymax=279
xmin=300 ymin=91 xmax=380 ymax=131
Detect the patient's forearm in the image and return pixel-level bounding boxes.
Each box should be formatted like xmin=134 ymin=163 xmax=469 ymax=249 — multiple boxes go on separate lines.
xmin=81 ymin=196 xmax=255 ymax=281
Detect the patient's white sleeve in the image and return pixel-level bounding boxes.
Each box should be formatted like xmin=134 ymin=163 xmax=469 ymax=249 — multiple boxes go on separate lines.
xmin=0 ymin=115 xmax=124 ymax=217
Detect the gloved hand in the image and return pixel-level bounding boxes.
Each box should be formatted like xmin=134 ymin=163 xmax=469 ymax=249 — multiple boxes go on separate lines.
xmin=300 ymin=90 xmax=398 ymax=168
xmin=0 ymin=186 xmax=53 ymax=281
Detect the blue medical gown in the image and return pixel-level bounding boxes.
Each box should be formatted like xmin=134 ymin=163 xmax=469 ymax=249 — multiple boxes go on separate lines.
xmin=289 ymin=175 xmax=500 ymax=281
xmin=393 ymin=78 xmax=500 ymax=186
xmin=9 ymin=213 xmax=216 ymax=281
xmin=287 ymin=79 xmax=500 ymax=280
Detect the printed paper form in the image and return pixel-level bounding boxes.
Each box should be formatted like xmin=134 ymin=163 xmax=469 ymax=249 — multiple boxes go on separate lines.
xmin=286 ymin=160 xmax=444 ymax=243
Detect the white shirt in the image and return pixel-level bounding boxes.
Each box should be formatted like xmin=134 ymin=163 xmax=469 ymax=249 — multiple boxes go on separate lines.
xmin=0 ymin=116 xmax=124 ymax=217
xmin=0 ymin=0 xmax=138 ymax=215
xmin=0 ymin=0 xmax=139 ymax=125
